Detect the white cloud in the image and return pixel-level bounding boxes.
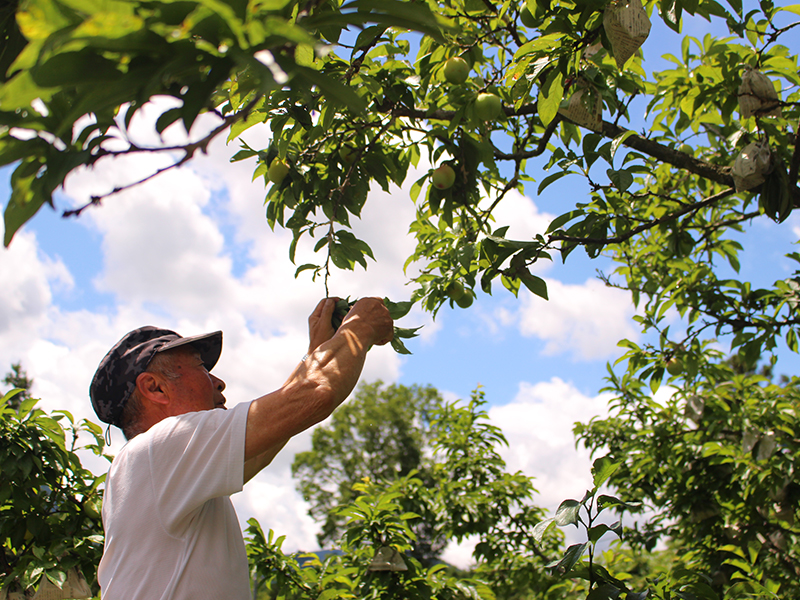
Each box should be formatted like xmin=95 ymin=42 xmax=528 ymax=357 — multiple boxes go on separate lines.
xmin=490 ymin=377 xmax=611 ymax=511
xmin=507 ymin=278 xmax=638 ymax=360
xmin=0 ymin=231 xmax=72 ymax=335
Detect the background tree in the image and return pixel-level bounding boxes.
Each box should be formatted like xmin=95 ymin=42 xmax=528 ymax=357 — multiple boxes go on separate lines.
xmin=281 ymin=387 xmax=568 ymax=600
xmin=0 ymin=390 xmax=110 ymax=598
xmin=292 ymin=381 xmax=446 ymax=563
xmin=3 ymin=362 xmax=33 ymax=410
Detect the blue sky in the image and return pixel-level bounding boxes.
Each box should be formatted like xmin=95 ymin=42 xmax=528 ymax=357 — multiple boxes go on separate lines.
xmin=2 ymin=3 xmax=799 ymax=567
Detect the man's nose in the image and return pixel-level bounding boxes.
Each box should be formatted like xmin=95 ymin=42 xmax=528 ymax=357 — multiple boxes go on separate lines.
xmin=211 ymin=374 xmax=226 ymax=391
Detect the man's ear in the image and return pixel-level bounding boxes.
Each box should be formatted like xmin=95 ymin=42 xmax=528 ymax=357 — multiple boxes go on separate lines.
xmin=135 ymin=372 xmax=170 ymax=406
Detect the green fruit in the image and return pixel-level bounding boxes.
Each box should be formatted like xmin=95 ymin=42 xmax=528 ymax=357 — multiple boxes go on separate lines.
xmin=475 ymin=92 xmax=502 ymax=121
xmin=446 ymin=281 xmax=465 ymax=300
xmin=339 ymin=145 xmax=357 ymax=164
xmin=268 ymin=159 xmax=289 ymax=184
xmin=679 ymin=144 xmax=693 ymax=155
xmin=443 ymin=56 xmax=470 ymax=84
xmin=331 ymin=298 xmax=355 ymax=330
xmin=83 ymin=498 xmax=102 ymax=520
xmin=666 ymin=357 xmax=684 ymax=376
xmin=432 ymin=164 xmax=456 ymax=190
xmin=455 ymin=291 xmax=473 ymax=308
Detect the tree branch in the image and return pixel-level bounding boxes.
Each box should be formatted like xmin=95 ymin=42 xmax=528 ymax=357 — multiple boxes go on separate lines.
xmin=550 ymin=187 xmax=738 ymax=246
xmin=386 ymin=100 xmax=800 ymax=204
xmin=61 ymin=100 xmax=260 ymax=219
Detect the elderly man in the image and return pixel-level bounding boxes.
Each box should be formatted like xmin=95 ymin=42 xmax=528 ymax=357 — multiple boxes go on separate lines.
xmin=89 ymin=297 xmax=393 ymax=600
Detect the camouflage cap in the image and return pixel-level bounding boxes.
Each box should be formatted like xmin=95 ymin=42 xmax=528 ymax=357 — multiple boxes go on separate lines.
xmin=89 ymin=326 xmax=223 ymax=427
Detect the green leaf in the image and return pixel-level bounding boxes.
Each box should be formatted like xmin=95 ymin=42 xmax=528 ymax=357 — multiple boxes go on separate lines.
xmin=779 ymin=4 xmax=800 ymax=16
xmin=547 ymin=542 xmax=588 ymax=575
xmin=554 ymin=499 xmax=581 ymax=526
xmin=537 ymin=170 xmax=570 ymax=195
xmin=4 ymin=161 xmax=49 ymax=247
xmin=609 ymin=130 xmax=637 ymax=163
xmin=596 ymin=494 xmax=642 ymax=512
xmin=292 ymin=66 xmax=367 ymax=113
xmin=591 ymin=456 xmax=620 ymax=488
xmin=31 ymin=50 xmax=121 ymax=87
xmin=520 ymin=272 xmax=548 ymax=300
xmin=586 ymin=583 xmax=623 ymax=600
xmin=533 ymin=518 xmax=555 ymax=543
xmin=390 ymin=326 xmax=421 ymax=354
xmin=0 ymin=70 xmax=55 ymax=110
xmin=1 ymin=388 xmax=26 ymax=406
xmin=343 ymin=0 xmax=453 ymax=41
xmin=546 ymin=209 xmax=582 ymax=234
xmin=294 ymin=263 xmax=319 ymax=277
xmin=45 ymin=568 xmax=67 ymax=588
xmin=383 ymin=298 xmax=413 ymax=319
xmin=538 ymin=70 xmax=564 ymax=126
xmin=588 ymin=521 xmax=621 ymax=544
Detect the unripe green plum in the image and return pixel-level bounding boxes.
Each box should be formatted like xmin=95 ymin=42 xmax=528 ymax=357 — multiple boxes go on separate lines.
xmin=443 ymin=56 xmax=470 ymax=84
xmin=455 ymin=291 xmax=474 ymax=308
xmin=666 ymin=357 xmax=684 ymax=376
xmin=268 ymin=159 xmax=289 ymax=184
xmin=475 ymin=92 xmax=502 ymax=121
xmin=432 ymin=164 xmax=456 ymax=190
xmin=339 ymin=145 xmax=357 ymax=164
xmin=446 ymin=281 xmax=465 ymax=300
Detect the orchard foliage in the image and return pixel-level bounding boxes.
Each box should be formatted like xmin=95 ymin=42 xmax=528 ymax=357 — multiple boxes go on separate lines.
xmin=292 ymin=382 xmax=445 ymax=562
xmin=0 ymin=390 xmax=109 ymax=597
xmin=575 ymin=355 xmax=800 ymax=597
xmin=1 ymin=0 xmax=799 ymax=365
xmin=3 ymin=0 xmax=800 ymax=598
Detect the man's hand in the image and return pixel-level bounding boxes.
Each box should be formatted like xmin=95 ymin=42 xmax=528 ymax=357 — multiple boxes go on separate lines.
xmin=244 ymin=296 xmax=393 ymax=483
xmin=339 ymin=297 xmax=394 ymax=347
xmin=308 ymin=297 xmax=338 ymax=354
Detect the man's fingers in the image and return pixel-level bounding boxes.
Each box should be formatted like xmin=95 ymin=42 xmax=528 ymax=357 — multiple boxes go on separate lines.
xmin=320 ymin=297 xmax=338 ymax=321
xmin=307 ymin=298 xmax=340 ymax=354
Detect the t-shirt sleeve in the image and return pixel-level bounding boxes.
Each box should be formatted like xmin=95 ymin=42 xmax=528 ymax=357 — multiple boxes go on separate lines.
xmin=146 ymin=402 xmax=250 ymax=536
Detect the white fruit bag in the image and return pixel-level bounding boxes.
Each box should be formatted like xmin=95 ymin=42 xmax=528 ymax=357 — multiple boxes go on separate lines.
xmin=732 ymin=140 xmax=772 ymax=192
xmin=558 ymin=84 xmax=603 ymax=131
xmin=603 ymin=0 xmax=651 ymax=68
xmin=738 ymin=65 xmax=781 ymax=119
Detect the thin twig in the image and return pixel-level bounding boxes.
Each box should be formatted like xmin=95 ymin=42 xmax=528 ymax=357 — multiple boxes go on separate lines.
xmin=62 ymin=98 xmax=262 ymax=218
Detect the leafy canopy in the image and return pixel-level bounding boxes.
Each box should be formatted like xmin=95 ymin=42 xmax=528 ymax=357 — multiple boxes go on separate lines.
xmin=0 ymin=390 xmax=110 ymax=597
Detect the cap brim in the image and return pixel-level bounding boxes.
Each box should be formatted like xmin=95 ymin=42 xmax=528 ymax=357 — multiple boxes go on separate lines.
xmin=159 ymin=330 xmax=222 ymax=371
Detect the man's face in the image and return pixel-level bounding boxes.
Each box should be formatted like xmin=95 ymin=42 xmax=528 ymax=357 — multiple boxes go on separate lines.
xmin=162 ymin=347 xmax=227 ymax=414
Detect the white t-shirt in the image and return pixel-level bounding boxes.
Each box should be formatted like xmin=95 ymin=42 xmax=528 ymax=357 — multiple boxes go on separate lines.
xmin=98 ymin=402 xmax=251 ymax=600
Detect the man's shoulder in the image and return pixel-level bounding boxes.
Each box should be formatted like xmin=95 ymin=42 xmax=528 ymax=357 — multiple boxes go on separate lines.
xmin=112 ymin=404 xmax=249 ymax=470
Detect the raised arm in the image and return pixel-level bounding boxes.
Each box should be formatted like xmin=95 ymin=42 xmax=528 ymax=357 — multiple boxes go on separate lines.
xmin=243 ymin=297 xmax=393 ymax=482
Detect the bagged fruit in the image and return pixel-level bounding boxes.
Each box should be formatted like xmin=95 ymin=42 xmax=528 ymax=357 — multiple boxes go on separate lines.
xmin=738 ymin=65 xmax=781 ymax=119
xmin=603 ymin=0 xmax=651 ymax=69
xmin=732 ymin=140 xmax=772 ymax=192
xmin=558 ymin=83 xmax=603 ymax=131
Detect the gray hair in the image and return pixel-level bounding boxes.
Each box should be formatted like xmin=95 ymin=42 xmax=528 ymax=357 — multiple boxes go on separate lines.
xmin=120 ymin=349 xmax=186 ymax=440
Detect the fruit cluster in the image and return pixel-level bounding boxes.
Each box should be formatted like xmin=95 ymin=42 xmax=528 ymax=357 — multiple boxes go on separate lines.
xmin=331 ymin=298 xmax=357 ymax=331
